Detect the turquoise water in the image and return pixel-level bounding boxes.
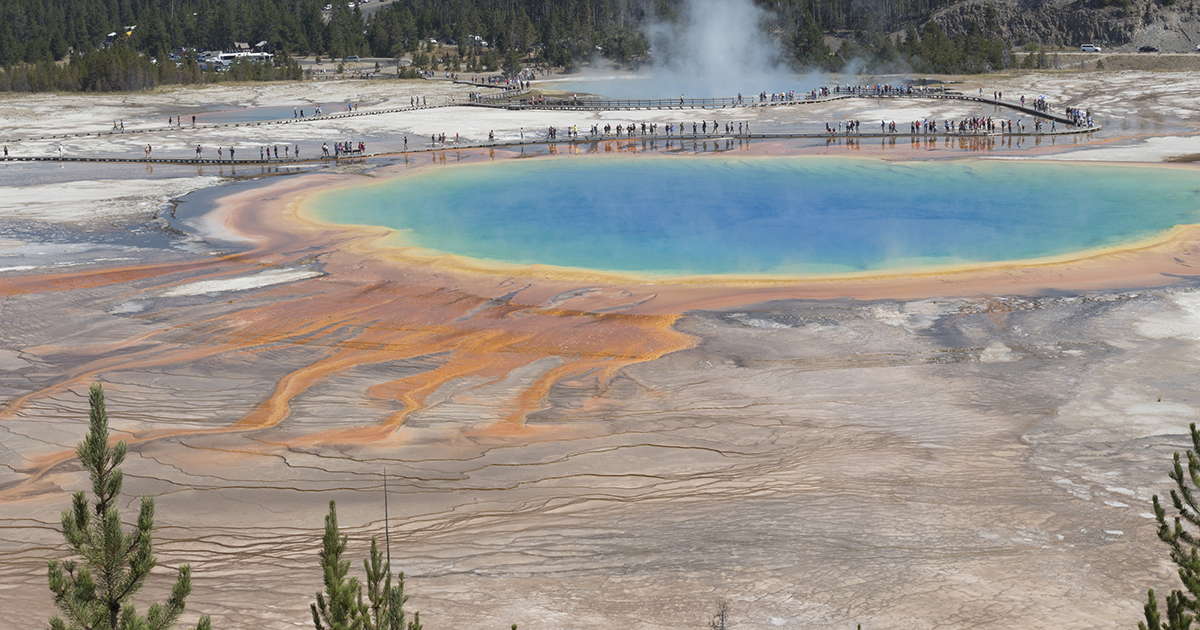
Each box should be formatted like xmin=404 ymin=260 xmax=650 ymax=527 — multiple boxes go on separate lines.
xmin=308 ymin=157 xmax=1200 ymax=276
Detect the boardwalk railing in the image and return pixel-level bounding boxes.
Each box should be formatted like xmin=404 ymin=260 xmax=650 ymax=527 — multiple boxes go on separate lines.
xmin=473 ymin=88 xmax=531 ymax=104
xmin=473 ymin=87 xmax=954 ymax=111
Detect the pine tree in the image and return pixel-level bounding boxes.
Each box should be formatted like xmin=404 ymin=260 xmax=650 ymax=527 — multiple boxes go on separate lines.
xmin=363 ymin=538 xmax=410 ymax=630
xmin=314 ymin=502 xmax=419 ymax=630
xmin=311 ymin=500 xmax=366 ymax=630
xmin=709 ymin=599 xmax=729 ymax=630
xmin=47 ymin=383 xmax=211 ymax=630
xmin=1141 ymin=422 xmax=1200 ymax=630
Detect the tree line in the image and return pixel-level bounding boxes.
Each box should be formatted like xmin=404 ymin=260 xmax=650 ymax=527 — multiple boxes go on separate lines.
xmin=0 ymin=0 xmax=1013 ymax=93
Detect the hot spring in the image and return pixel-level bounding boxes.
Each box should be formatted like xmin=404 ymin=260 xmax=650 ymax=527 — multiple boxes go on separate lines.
xmin=305 ymin=156 xmax=1200 ymax=277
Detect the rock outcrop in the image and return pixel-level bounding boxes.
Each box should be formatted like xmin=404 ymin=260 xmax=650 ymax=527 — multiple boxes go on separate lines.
xmin=931 ymin=0 xmax=1200 ymax=50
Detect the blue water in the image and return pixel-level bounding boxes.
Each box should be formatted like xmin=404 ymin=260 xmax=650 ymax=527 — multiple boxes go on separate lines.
xmin=307 ymin=157 xmax=1200 ymax=276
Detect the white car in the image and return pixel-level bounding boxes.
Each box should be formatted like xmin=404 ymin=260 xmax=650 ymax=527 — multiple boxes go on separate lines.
xmin=1080 ymin=44 xmax=1101 ymax=52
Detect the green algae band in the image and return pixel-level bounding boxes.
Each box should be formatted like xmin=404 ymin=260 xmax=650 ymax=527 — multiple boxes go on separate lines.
xmin=308 ymin=157 xmax=1200 ymax=276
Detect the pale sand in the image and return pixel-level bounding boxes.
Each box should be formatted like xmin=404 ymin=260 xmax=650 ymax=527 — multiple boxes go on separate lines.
xmin=2 ymin=71 xmax=1200 ymax=630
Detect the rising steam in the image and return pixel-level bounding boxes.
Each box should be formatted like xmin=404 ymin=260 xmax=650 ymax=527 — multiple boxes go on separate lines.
xmin=640 ymin=0 xmax=803 ymax=98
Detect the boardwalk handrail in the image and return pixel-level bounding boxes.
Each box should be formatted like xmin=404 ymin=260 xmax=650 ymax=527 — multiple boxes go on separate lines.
xmin=0 ymin=122 xmax=1103 ymax=166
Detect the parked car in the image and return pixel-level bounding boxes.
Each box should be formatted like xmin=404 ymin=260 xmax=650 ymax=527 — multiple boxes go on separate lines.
xmin=1080 ymin=44 xmax=1101 ymax=52
xmin=1139 ymin=45 xmax=1159 ymax=52
xmin=347 ymin=55 xmax=360 ymax=61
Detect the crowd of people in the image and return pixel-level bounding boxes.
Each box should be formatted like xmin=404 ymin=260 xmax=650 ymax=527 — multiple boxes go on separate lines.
xmin=180 ymin=142 xmax=376 ymax=161
xmin=1065 ymin=106 xmax=1095 ymax=128
xmin=824 ymin=116 xmax=1027 ymax=136
xmin=322 ymin=141 xmax=365 ymax=157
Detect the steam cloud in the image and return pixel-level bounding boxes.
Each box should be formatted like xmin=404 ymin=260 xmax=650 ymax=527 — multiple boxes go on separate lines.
xmin=640 ymin=0 xmax=802 ymax=98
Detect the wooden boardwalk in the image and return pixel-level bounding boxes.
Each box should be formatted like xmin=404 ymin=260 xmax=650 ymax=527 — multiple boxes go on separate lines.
xmin=470 ymin=90 xmax=1092 ymax=128
xmin=0 ymin=88 xmax=1098 ymax=165
xmin=0 ymin=126 xmax=1097 ymax=167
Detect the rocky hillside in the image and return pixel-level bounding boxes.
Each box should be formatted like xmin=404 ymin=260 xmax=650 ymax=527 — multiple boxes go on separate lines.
xmin=932 ymin=0 xmax=1200 ymax=51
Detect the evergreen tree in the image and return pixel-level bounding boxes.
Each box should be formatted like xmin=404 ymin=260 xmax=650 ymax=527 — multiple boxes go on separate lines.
xmin=363 ymin=538 xmax=410 ymax=630
xmin=1141 ymin=422 xmax=1200 ymax=630
xmin=313 ymin=501 xmax=421 ymax=630
xmin=46 ymin=383 xmax=211 ymax=630
xmin=312 ymin=500 xmax=366 ymax=630
xmin=791 ymin=9 xmax=830 ymax=69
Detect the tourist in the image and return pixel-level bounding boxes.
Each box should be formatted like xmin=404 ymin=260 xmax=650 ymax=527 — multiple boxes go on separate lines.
xmin=192 ymin=115 xmax=196 ymax=126
xmin=3 ymin=146 xmax=6 ymax=158
xmin=230 ymin=147 xmax=235 ymax=161
xmin=404 ymin=136 xmax=408 ymax=149
xmin=218 ymin=147 xmax=223 ymax=160
xmin=260 ymin=147 xmax=265 ymax=160
xmin=196 ymin=145 xmax=202 ymax=159
xmin=295 ymin=145 xmax=300 ymax=159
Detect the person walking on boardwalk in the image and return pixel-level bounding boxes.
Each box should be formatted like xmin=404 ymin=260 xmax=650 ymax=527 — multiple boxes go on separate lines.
xmin=3 ymin=146 xmax=7 ymax=158
xmin=295 ymin=145 xmax=300 ymax=159
xmin=192 ymin=115 xmax=196 ymax=126
xmin=218 ymin=147 xmax=223 ymax=160
xmin=196 ymin=145 xmax=202 ymax=159
xmin=229 ymin=147 xmax=235 ymax=161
